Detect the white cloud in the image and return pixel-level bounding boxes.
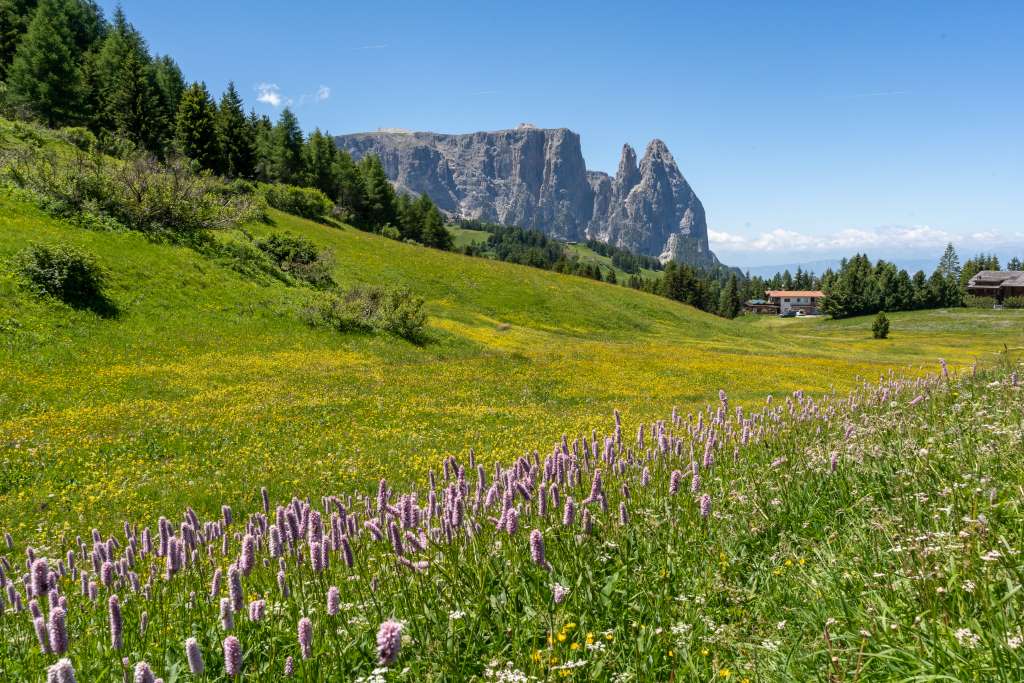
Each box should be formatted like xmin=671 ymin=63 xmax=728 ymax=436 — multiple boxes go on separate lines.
xmin=256 ymin=83 xmax=283 ymax=107
xmin=316 ymin=85 xmax=331 ymax=102
xmin=710 ymin=225 xmax=1018 ymax=256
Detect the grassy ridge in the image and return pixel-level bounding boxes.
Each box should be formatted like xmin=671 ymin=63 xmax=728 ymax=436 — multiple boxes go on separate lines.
xmin=1 ymin=188 xmax=1022 ymax=543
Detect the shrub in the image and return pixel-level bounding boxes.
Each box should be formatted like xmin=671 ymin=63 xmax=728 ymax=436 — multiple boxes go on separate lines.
xmin=872 ymin=311 xmax=890 ymax=339
xmin=14 ymin=243 xmax=114 ymax=315
xmin=307 ymin=285 xmax=427 ymax=342
xmin=1 ymin=147 xmax=262 ymax=239
xmin=963 ymin=294 xmax=995 ymax=308
xmin=59 ymin=127 xmax=97 ymax=151
xmin=256 ymin=232 xmax=334 ymax=289
xmin=1003 ymin=296 xmax=1024 ymax=309
xmin=379 ymin=225 xmax=401 ymax=241
xmin=259 ymin=184 xmax=333 ymax=221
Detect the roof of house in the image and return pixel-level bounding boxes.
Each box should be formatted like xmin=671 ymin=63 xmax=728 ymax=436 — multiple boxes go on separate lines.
xmin=766 ymin=290 xmax=824 ymax=298
xmin=967 ymin=270 xmax=1024 ymax=287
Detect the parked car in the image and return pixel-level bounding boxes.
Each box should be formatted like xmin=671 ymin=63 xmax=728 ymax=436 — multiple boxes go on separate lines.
xmin=779 ymin=311 xmax=796 ymax=318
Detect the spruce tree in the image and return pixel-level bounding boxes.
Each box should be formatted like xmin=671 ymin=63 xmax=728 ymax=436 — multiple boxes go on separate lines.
xmin=109 ymin=45 xmax=166 ymax=155
xmin=718 ymin=273 xmax=742 ymax=318
xmin=93 ymin=7 xmax=146 ymax=132
xmin=175 ymin=81 xmax=221 ymax=172
xmin=1009 ymin=257 xmax=1022 ymax=271
xmin=250 ymin=111 xmax=275 ymax=182
xmin=334 ymin=149 xmax=364 ymax=220
xmin=152 ymin=55 xmax=185 ymax=133
xmin=357 ymin=154 xmax=397 ymax=230
xmin=270 ymin=107 xmax=304 ymax=184
xmin=6 ymin=0 xmax=85 ymax=126
xmin=420 ymin=198 xmax=452 ymax=250
xmin=302 ymin=128 xmax=341 ymax=196
xmin=0 ymin=0 xmax=39 ymax=82
xmin=217 ymin=82 xmax=256 ymax=178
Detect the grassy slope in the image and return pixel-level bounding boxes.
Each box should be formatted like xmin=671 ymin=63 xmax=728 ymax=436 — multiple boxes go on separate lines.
xmin=1 ymin=189 xmax=1022 ymax=541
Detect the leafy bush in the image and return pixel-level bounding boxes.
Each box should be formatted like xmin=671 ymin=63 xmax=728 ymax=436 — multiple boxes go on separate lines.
xmin=59 ymin=127 xmax=97 ymax=151
xmin=306 ymin=285 xmax=427 ymax=342
xmin=14 ymin=243 xmax=115 ymax=315
xmin=1003 ymin=296 xmax=1024 ymax=309
xmin=872 ymin=311 xmax=890 ymax=339
xmin=1 ymin=147 xmax=262 ymax=239
xmin=379 ymin=225 xmax=401 ymax=241
xmin=256 ymin=232 xmax=334 ymax=288
xmin=964 ymin=294 xmax=996 ymax=308
xmin=260 ymin=183 xmax=333 ymax=221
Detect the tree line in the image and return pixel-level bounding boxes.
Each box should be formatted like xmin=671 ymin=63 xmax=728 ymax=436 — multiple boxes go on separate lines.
xmin=0 ymin=0 xmax=452 ymax=249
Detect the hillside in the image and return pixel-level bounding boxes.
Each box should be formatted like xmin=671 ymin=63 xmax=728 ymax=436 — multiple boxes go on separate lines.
xmin=1 ymin=186 xmax=1021 ymax=542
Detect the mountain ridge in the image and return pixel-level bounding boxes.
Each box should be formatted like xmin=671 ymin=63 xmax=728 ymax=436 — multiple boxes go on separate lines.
xmin=335 ymin=126 xmax=721 ymax=268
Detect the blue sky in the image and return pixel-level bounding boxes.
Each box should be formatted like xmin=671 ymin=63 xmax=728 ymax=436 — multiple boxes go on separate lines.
xmin=101 ymin=1 xmax=1023 ymax=269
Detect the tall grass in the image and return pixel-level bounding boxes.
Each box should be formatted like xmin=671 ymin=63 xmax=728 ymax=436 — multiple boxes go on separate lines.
xmin=1 ymin=361 xmax=1021 ymax=681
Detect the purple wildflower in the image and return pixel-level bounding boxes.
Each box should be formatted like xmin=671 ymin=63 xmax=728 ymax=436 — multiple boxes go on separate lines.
xmin=529 ymin=529 xmax=550 ymax=570
xmin=210 ymin=568 xmax=222 ymax=599
xmin=109 ymin=594 xmax=123 ymax=649
xmin=31 ymin=558 xmax=49 ymax=599
xmin=228 ymin=565 xmax=243 ymax=610
xmin=185 ymin=637 xmax=204 ymax=674
xmin=552 ymin=583 xmax=568 ymax=604
xmin=48 ymin=606 xmax=68 ymax=654
xmin=618 ymin=502 xmax=629 ymax=526
xmin=220 ymin=597 xmax=234 ymax=631
xmin=283 ymin=656 xmax=294 ymax=677
xmin=341 ymin=536 xmax=354 ymax=568
xmin=669 ymin=470 xmax=682 ymax=495
xmin=248 ymin=599 xmax=265 ymax=622
xmin=327 ymin=586 xmax=340 ymax=616
xmin=505 ymin=508 xmax=519 ymax=535
xmin=223 ymin=635 xmax=242 ymax=677
xmin=691 ymin=471 xmax=701 ymax=494
xmin=700 ymin=494 xmax=712 ymax=518
xmin=562 ymin=497 xmax=575 ymax=526
xmin=376 ymin=619 xmax=403 ymax=665
xmin=298 ymin=617 xmax=313 ymax=659
xmin=239 ymin=534 xmax=255 ymax=576
xmin=47 ymin=658 xmax=77 ymax=683
xmin=35 ymin=615 xmax=50 ymax=653
xmin=133 ymin=662 xmax=155 ymax=683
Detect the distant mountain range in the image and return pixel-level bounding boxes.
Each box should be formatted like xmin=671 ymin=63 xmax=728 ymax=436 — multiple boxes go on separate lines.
xmin=738 ymin=256 xmax=944 ymax=279
xmin=334 ymin=125 xmax=721 ymax=269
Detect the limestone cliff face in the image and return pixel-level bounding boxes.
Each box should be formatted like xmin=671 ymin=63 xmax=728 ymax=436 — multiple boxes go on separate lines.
xmin=335 ymin=125 xmax=719 ymax=267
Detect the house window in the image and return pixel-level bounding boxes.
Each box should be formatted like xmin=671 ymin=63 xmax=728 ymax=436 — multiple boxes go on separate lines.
xmin=783 ymin=298 xmax=790 ymax=303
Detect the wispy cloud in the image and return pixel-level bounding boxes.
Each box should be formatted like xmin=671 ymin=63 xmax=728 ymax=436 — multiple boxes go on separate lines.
xmin=826 ymin=90 xmax=910 ymax=100
xmin=316 ymin=85 xmax=331 ymax=102
xmin=351 ymin=44 xmax=388 ymax=50
xmin=255 ymin=83 xmax=284 ymax=107
xmin=709 ymin=225 xmax=1016 ymax=256
xmin=474 ymin=90 xmax=499 ymax=96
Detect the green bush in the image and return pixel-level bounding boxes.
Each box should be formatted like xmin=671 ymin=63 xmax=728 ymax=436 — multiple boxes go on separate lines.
xmin=379 ymin=225 xmax=401 ymax=240
xmin=59 ymin=127 xmax=97 ymax=151
xmin=14 ymin=243 xmax=115 ymax=315
xmin=964 ymin=294 xmax=996 ymax=308
xmin=1003 ymin=296 xmax=1024 ymax=309
xmin=872 ymin=311 xmax=890 ymax=339
xmin=256 ymin=232 xmax=334 ymax=288
xmin=307 ymin=285 xmax=427 ymax=342
xmin=259 ymin=184 xmax=333 ymax=221
xmin=2 ymin=147 xmax=262 ymax=239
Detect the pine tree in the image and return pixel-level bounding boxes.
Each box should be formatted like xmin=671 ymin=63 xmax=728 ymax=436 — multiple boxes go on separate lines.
xmin=92 ymin=7 xmax=147 ymax=132
xmin=6 ymin=0 xmax=85 ymax=126
xmin=152 ymin=55 xmax=185 ymax=133
xmin=419 ymin=197 xmax=452 ymax=250
xmin=250 ymin=111 xmax=275 ymax=182
xmin=0 ymin=0 xmax=39 ymax=83
xmin=718 ymin=273 xmax=742 ymax=318
xmin=175 ymin=81 xmax=221 ymax=171
xmin=216 ymin=82 xmax=256 ymax=178
xmin=357 ymin=154 xmax=397 ymax=230
xmin=1009 ymin=257 xmax=1022 ymax=271
xmin=302 ymin=128 xmax=341 ymax=196
xmin=934 ymin=243 xmax=963 ymax=307
xmin=334 ymin=149 xmax=364 ymax=219
xmin=108 ymin=45 xmax=166 ymax=155
xmin=270 ymin=107 xmax=304 ymax=184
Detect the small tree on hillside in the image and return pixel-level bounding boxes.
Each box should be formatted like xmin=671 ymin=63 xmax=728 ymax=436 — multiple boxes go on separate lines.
xmin=872 ymin=311 xmax=890 ymax=339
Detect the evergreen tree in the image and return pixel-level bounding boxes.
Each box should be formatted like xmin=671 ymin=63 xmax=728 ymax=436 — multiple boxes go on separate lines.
xmin=152 ymin=55 xmax=185 ymax=134
xmin=934 ymin=243 xmax=963 ymax=307
xmin=302 ymin=128 xmax=341 ymax=196
xmin=92 ymin=7 xmax=146 ymax=132
xmin=175 ymin=81 xmax=220 ymax=171
xmin=821 ymin=254 xmax=879 ymax=319
xmin=217 ymin=82 xmax=256 ymax=178
xmin=419 ymin=198 xmax=452 ymax=250
xmin=718 ymin=273 xmax=742 ymax=318
xmin=0 ymin=0 xmax=39 ymax=83
xmin=6 ymin=0 xmax=85 ymax=126
xmin=781 ymin=269 xmax=794 ymax=290
xmin=910 ymin=270 xmax=930 ymax=309
xmin=1009 ymin=257 xmax=1022 ymax=271
xmin=334 ymin=148 xmax=364 ymax=219
xmin=357 ymin=154 xmax=397 ymax=230
xmin=108 ymin=44 xmax=166 ymax=155
xmin=270 ymin=107 xmax=304 ymax=184
xmin=394 ymin=193 xmax=420 ymax=242
xmin=250 ymin=111 xmax=275 ymax=182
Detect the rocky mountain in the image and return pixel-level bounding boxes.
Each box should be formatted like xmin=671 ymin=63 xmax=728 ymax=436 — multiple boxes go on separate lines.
xmin=335 ymin=125 xmax=720 ymax=267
